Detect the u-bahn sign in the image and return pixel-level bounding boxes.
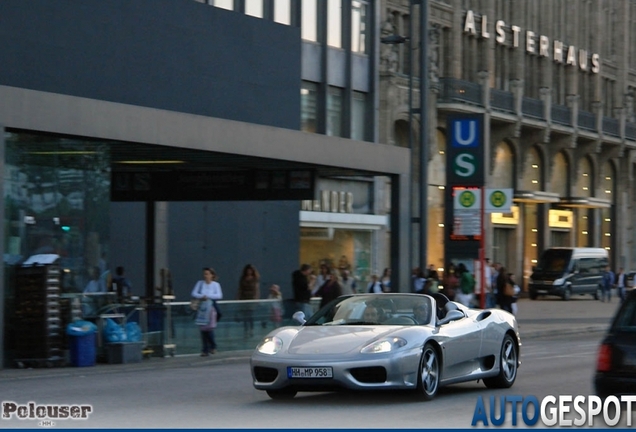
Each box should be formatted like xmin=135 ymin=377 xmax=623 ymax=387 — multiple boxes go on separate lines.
xmin=446 ymin=114 xmax=485 ymax=187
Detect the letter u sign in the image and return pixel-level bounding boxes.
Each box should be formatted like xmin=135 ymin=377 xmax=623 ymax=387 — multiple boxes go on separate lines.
xmin=451 ymin=119 xmax=479 ymax=148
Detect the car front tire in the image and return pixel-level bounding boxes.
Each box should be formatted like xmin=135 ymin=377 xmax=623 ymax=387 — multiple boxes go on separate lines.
xmin=416 ymin=343 xmax=440 ymax=401
xmin=266 ymin=389 xmax=297 ymax=400
xmin=484 ymin=334 xmax=518 ymax=389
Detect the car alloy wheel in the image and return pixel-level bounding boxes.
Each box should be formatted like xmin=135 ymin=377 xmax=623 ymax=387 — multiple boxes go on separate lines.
xmin=484 ymin=334 xmax=518 ymax=388
xmin=416 ymin=344 xmax=440 ymax=400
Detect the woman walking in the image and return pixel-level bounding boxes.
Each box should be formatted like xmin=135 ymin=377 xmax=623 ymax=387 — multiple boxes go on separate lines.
xmin=191 ymin=267 xmax=223 ymax=356
xmin=237 ymin=264 xmax=260 ymax=338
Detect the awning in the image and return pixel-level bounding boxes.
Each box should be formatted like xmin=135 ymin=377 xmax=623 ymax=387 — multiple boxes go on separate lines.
xmin=558 ymin=197 xmax=612 ymax=209
xmin=513 ymin=190 xmax=561 ymax=204
xmin=299 ymin=211 xmax=388 ymax=231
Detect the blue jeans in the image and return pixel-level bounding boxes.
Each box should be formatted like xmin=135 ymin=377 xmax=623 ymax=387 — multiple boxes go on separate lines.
xmin=200 ymin=329 xmax=216 ymax=353
xmin=295 ymin=302 xmax=313 ymax=318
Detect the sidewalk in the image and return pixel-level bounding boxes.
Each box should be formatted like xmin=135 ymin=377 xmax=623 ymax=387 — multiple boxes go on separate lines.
xmin=0 ymin=295 xmax=619 ymax=381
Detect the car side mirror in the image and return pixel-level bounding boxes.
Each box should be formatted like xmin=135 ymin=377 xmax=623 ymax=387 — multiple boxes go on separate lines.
xmin=437 ymin=310 xmax=464 ymax=326
xmin=292 ymin=311 xmax=306 ymax=325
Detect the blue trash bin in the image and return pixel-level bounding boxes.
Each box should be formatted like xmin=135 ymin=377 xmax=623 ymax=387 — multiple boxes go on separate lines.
xmin=66 ymin=321 xmax=97 ymax=367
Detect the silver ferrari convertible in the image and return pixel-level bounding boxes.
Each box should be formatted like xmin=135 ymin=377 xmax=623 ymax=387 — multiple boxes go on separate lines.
xmin=250 ymin=293 xmax=520 ymax=400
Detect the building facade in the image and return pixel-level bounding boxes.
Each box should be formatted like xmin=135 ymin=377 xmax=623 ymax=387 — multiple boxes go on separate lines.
xmin=0 ymin=0 xmax=412 ymax=367
xmin=380 ymin=0 xmax=636 ymax=288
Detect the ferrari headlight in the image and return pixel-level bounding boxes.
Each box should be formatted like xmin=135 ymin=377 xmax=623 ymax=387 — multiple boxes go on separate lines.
xmin=256 ymin=336 xmax=283 ymax=355
xmin=361 ymin=337 xmax=407 ymax=354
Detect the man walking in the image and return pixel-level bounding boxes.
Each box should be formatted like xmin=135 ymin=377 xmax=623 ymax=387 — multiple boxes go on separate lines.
xmin=602 ymin=265 xmax=614 ymax=302
xmin=615 ymin=267 xmax=627 ymax=303
xmin=292 ymin=264 xmax=313 ymax=316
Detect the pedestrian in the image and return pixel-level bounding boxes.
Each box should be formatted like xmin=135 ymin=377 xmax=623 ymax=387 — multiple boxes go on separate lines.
xmin=191 ymin=267 xmax=223 ymax=356
xmin=292 ymin=263 xmax=313 ymax=317
xmin=314 ymin=268 xmax=343 ymax=308
xmin=268 ymin=284 xmax=283 ymax=328
xmin=456 ymin=263 xmax=475 ymax=307
xmin=366 ymin=274 xmax=384 ymax=293
xmin=615 ymin=267 xmax=627 ymax=303
xmin=484 ymin=258 xmax=496 ymax=308
xmin=340 ymin=269 xmax=357 ymax=294
xmin=602 ymin=265 xmax=614 ymax=302
xmin=442 ymin=263 xmax=458 ymax=300
xmin=237 ymin=264 xmax=260 ymax=338
xmin=496 ymin=267 xmax=514 ymax=314
xmin=314 ymin=263 xmax=330 ymax=292
xmin=412 ymin=268 xmax=427 ymax=293
xmin=380 ymin=268 xmax=392 ymax=292
xmin=111 ymin=266 xmax=132 ymax=301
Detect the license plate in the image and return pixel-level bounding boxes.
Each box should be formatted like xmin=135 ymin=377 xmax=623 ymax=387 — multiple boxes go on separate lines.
xmin=287 ymin=366 xmax=333 ymax=379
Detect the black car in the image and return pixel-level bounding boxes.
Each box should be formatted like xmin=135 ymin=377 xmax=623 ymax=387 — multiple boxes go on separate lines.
xmin=594 ymin=289 xmax=636 ymax=398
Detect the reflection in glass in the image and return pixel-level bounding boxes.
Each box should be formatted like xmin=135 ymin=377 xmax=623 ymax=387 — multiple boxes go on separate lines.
xmin=327 ymin=86 xmax=343 ymax=137
xmin=213 ymin=0 xmax=233 ymax=11
xmin=302 ymin=0 xmax=318 ymax=41
xmin=274 ymin=0 xmax=291 ymax=25
xmin=5 ymin=132 xmax=111 ymax=293
xmin=327 ymin=0 xmax=342 ymax=48
xmin=245 ymin=0 xmax=263 ymax=18
xmin=351 ymin=91 xmax=366 ymax=141
xmin=352 ymin=1 xmax=368 ymax=53
xmin=301 ymin=81 xmax=318 ymax=133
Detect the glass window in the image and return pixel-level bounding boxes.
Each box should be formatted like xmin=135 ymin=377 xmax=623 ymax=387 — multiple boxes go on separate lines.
xmin=352 ymin=1 xmax=368 ymax=54
xmin=327 ymin=0 xmax=342 ymax=48
xmin=213 ymin=0 xmax=233 ymax=11
xmin=245 ymin=0 xmax=263 ymax=18
xmin=274 ymin=0 xmax=291 ymax=25
xmin=351 ymin=91 xmax=366 ymax=141
xmin=301 ymin=81 xmax=318 ymax=133
xmin=327 ymin=86 xmax=343 ymax=137
xmin=302 ymin=0 xmax=318 ymax=42
xmin=5 ymin=132 xmax=111 ymax=293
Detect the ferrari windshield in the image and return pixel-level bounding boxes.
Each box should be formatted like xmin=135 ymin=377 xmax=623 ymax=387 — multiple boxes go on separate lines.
xmin=304 ymin=294 xmax=433 ymax=326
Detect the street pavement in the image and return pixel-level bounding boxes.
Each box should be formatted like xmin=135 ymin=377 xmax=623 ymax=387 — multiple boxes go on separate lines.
xmin=0 ymin=294 xmax=620 ymax=381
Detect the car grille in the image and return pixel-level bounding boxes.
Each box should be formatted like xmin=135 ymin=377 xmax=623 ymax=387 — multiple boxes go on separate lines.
xmin=350 ymin=367 xmax=387 ymax=383
xmin=253 ymin=366 xmax=278 ymax=383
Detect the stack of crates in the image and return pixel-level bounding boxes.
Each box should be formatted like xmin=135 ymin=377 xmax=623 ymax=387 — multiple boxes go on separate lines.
xmin=14 ymin=263 xmax=65 ymax=368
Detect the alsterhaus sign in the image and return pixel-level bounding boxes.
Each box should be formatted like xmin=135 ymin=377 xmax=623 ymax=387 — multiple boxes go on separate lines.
xmin=464 ymin=10 xmax=601 ymax=74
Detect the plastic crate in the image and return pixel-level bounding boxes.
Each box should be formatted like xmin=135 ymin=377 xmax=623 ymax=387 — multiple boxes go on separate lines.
xmin=106 ymin=342 xmax=143 ymax=364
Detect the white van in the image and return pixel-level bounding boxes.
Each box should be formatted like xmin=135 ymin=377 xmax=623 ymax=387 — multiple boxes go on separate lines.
xmin=528 ymin=247 xmax=609 ymax=301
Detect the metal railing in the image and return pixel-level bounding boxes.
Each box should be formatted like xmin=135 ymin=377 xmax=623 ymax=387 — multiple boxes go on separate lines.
xmin=521 ymin=97 xmax=544 ymax=120
xmin=551 ymin=104 xmax=571 ymax=126
xmin=602 ymin=117 xmax=620 ymax=137
xmin=490 ymin=89 xmax=514 ymax=114
xmin=578 ymin=110 xmax=596 ymax=132
xmin=438 ymin=78 xmax=483 ymax=106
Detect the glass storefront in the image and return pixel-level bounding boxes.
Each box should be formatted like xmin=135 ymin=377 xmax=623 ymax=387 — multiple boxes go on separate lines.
xmin=4 ymin=132 xmax=111 ymax=293
xmin=299 ymin=228 xmax=372 ymax=288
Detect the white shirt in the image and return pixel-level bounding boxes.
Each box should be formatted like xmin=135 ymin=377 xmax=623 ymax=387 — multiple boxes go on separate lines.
xmin=367 ymin=281 xmax=383 ymax=294
xmin=191 ymin=280 xmax=223 ymax=300
xmin=617 ymin=273 xmax=625 ymax=288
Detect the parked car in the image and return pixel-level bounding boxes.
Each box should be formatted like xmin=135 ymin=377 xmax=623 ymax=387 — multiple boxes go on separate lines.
xmin=250 ymin=293 xmax=520 ymax=400
xmin=529 ymin=247 xmax=608 ymax=301
xmin=594 ymin=289 xmax=636 ymax=398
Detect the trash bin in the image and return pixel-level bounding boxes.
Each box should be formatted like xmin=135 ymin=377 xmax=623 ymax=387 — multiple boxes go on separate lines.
xmin=66 ymin=320 xmax=97 ymax=367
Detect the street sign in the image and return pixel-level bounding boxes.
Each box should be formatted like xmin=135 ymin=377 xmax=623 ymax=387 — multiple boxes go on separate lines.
xmin=452 ymin=187 xmax=481 ymax=237
xmin=485 ymin=188 xmax=513 ymax=213
xmin=446 ymin=115 xmax=484 ymax=186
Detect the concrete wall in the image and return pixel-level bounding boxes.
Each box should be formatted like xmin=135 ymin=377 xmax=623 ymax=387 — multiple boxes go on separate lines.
xmin=0 ymin=0 xmax=300 ymax=129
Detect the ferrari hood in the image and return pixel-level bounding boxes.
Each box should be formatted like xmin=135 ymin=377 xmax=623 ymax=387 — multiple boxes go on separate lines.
xmin=287 ymin=326 xmax=395 ymax=355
